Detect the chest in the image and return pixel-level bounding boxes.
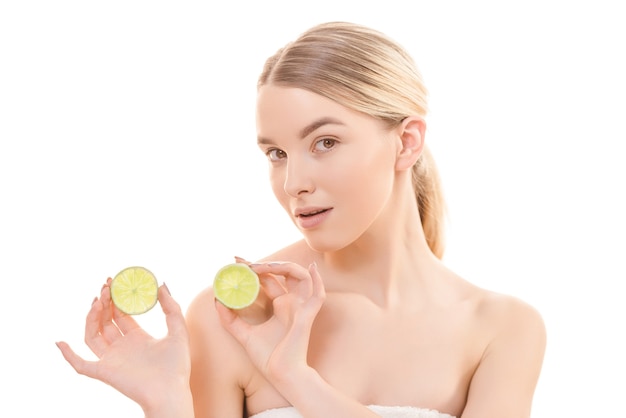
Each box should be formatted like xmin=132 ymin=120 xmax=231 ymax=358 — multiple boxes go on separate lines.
xmin=244 ymin=296 xmax=486 ymax=417
xmin=305 ymin=299 xmax=483 ymax=413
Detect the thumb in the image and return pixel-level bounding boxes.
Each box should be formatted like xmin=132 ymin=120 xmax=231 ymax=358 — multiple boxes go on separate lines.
xmin=158 ymin=284 xmax=188 ymax=340
xmin=56 ymin=341 xmax=100 ymax=379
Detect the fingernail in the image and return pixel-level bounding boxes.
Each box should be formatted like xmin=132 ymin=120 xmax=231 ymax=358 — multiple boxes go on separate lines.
xmin=163 ymin=282 xmax=171 ymax=295
xmin=92 ymin=297 xmax=98 ymax=306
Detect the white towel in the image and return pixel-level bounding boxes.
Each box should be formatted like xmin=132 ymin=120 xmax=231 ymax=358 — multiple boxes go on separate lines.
xmin=250 ymin=405 xmax=455 ymax=418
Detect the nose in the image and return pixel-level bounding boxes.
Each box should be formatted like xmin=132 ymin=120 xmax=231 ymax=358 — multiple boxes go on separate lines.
xmin=284 ymin=157 xmax=314 ymax=197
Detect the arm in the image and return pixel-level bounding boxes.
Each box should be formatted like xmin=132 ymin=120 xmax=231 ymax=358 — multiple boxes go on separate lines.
xmin=461 ymin=296 xmax=547 ymax=418
xmin=268 ymin=365 xmax=381 ymax=418
xmin=186 ymin=287 xmax=247 ymax=418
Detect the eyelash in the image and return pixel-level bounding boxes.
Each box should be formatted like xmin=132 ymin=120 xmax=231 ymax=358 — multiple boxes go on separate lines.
xmin=265 ymin=138 xmax=338 ymax=162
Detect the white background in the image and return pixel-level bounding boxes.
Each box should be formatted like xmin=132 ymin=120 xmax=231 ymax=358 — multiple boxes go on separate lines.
xmin=1 ymin=1 xmax=624 ymax=416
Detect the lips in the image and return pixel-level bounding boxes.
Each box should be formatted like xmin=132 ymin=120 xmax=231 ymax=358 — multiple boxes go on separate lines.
xmin=297 ymin=208 xmax=329 ymax=217
xmin=294 ymin=207 xmax=333 ymax=229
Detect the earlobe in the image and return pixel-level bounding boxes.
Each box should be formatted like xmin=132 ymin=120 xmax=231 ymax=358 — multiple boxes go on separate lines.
xmin=395 ymin=116 xmax=426 ymax=171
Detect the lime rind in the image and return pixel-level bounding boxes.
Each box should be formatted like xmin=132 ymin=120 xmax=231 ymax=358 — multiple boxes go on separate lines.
xmin=213 ymin=263 xmax=260 ymax=309
xmin=111 ymin=266 xmax=158 ymax=315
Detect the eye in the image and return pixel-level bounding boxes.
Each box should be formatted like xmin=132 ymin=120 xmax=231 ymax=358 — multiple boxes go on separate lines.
xmin=313 ymin=138 xmax=337 ymax=153
xmin=266 ymin=148 xmax=287 ymax=162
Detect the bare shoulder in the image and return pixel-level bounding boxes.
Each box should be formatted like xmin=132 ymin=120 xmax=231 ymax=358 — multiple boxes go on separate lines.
xmin=473 ymin=287 xmax=545 ymax=336
xmin=460 ymin=284 xmax=547 ymax=417
xmin=465 ymin=283 xmax=547 ymax=363
xmin=186 ymin=286 xmax=221 ymax=340
xmin=185 ymin=286 xmax=250 ymax=417
xmin=476 ymin=289 xmax=546 ymax=349
xmin=186 ymin=286 xmax=251 ymax=373
xmin=446 ymin=271 xmax=545 ymax=343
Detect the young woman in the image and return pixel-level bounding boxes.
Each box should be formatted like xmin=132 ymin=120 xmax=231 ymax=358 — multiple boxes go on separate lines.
xmin=57 ymin=21 xmax=546 ymax=418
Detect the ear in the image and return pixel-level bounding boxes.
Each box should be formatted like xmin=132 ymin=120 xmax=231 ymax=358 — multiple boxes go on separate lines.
xmin=395 ymin=116 xmax=426 ymax=171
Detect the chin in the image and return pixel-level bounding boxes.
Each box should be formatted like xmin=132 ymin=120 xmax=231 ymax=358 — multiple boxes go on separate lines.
xmin=302 ymin=234 xmax=351 ymax=254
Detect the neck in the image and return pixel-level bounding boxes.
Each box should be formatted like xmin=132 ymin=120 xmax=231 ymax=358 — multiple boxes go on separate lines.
xmin=318 ymin=178 xmax=441 ymax=307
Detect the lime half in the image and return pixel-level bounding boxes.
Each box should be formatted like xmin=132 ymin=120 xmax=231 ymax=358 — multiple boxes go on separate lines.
xmin=213 ymin=263 xmax=260 ymax=309
xmin=110 ymin=266 xmax=158 ymax=315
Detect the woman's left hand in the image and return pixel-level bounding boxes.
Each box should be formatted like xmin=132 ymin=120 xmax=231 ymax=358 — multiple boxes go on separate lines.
xmin=215 ymin=261 xmax=325 ymax=383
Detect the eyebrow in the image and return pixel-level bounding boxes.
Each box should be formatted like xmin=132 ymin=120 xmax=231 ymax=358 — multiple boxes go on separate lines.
xmin=257 ymin=116 xmax=345 ymax=145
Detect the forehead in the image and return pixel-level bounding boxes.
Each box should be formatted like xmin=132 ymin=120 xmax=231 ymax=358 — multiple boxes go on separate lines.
xmin=256 ymin=86 xmax=369 ymax=140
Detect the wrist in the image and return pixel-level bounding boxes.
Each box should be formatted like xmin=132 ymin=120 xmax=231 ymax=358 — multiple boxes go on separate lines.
xmin=270 ymin=364 xmax=321 ymax=399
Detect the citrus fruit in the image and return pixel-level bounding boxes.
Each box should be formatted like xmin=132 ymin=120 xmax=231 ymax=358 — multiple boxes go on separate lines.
xmin=213 ymin=263 xmax=260 ymax=309
xmin=110 ymin=266 xmax=158 ymax=315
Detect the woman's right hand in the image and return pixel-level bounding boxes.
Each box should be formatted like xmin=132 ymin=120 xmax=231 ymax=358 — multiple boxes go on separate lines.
xmin=215 ymin=261 xmax=326 ymax=385
xmin=56 ymin=279 xmax=192 ymax=416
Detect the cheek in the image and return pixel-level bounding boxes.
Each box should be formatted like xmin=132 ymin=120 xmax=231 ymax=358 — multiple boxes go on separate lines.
xmin=343 ymin=159 xmax=397 ymax=229
xmin=330 ymin=152 xmax=394 ymax=197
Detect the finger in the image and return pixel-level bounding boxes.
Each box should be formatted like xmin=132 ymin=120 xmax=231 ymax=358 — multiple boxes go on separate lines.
xmin=282 ymin=264 xmax=325 ymax=348
xmin=259 ymin=273 xmax=287 ymax=300
xmin=253 ymin=262 xmax=310 ymax=294
xmin=84 ymin=297 xmax=109 ymax=358
xmin=251 ymin=262 xmax=307 ymax=278
xmin=111 ymin=304 xmax=140 ymax=335
xmin=306 ymin=262 xmax=326 ymax=315
xmin=234 ymin=256 xmax=252 ymax=265
xmin=56 ymin=341 xmax=101 ymax=379
xmin=99 ymin=280 xmax=123 ymax=343
xmin=99 ymin=279 xmax=113 ymax=324
xmin=309 ymin=262 xmax=326 ymax=301
xmin=158 ymin=284 xmax=188 ymax=340
xmin=214 ymin=299 xmax=251 ymax=346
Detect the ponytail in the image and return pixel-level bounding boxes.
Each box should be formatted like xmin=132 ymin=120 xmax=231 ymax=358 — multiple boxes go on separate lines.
xmin=413 ymin=146 xmax=446 ymax=259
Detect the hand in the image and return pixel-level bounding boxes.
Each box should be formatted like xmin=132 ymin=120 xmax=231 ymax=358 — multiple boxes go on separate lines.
xmin=56 ymin=279 xmax=191 ymax=412
xmin=216 ymin=261 xmax=325 ymax=383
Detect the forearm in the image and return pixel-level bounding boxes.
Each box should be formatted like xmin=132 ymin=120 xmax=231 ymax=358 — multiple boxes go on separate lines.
xmin=271 ymin=366 xmax=380 ymax=418
xmin=142 ymin=381 xmax=195 ymax=418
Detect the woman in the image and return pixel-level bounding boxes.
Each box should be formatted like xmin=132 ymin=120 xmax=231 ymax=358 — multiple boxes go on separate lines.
xmin=57 ymin=22 xmax=546 ymax=418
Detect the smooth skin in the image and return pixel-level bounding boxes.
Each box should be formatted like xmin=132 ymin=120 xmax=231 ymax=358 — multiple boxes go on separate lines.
xmin=58 ymin=86 xmax=546 ymax=418
xmin=186 ymin=86 xmax=546 ymax=417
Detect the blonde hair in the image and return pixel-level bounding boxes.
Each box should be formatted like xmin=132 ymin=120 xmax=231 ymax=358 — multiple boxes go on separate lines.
xmin=258 ymin=22 xmax=446 ymax=258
